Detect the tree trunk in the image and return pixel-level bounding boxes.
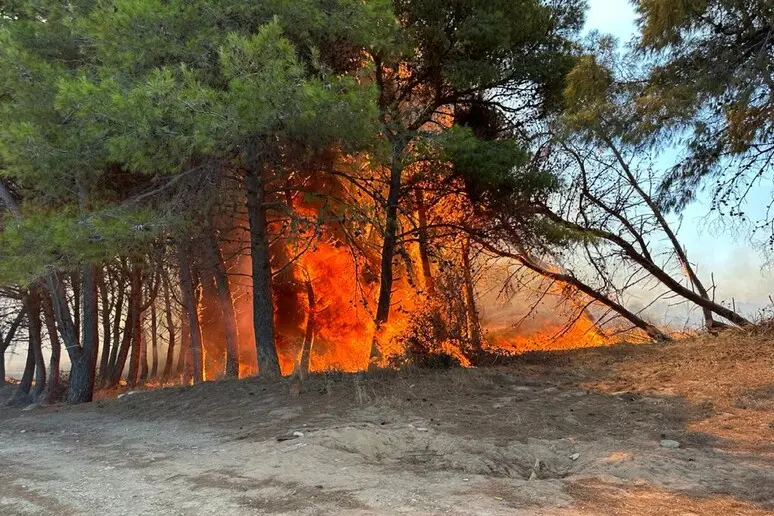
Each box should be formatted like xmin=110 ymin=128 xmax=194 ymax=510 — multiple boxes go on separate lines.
xmin=178 ymin=245 xmax=203 ymax=384
xmin=138 ymin=310 xmax=148 ymax=383
xmin=67 ymin=265 xmax=99 ymax=404
xmin=479 ymin=239 xmax=671 ymax=342
xmin=245 ymin=161 xmax=281 ymax=378
xmin=299 ymin=277 xmax=316 ymax=380
xmin=25 ymin=290 xmax=46 ymax=400
xmin=601 ymin=137 xmax=722 ymax=330
xmin=0 ymin=308 xmax=25 ymax=388
xmin=44 ymin=273 xmax=91 ymax=403
xmin=461 ymin=238 xmax=483 ymax=353
xmin=544 ymin=209 xmax=752 ymax=328
xmin=106 ymin=273 xmax=126 ymax=383
xmin=0 ymin=347 xmax=5 ymax=388
xmin=72 ymin=272 xmax=81 ymax=346
xmin=97 ymin=268 xmax=113 ymax=384
xmin=108 ymin=267 xmax=140 ymax=388
xmin=179 ymin=307 xmax=191 ymax=382
xmin=127 ymin=267 xmax=144 ymax=387
xmin=205 ymin=226 xmax=239 ymax=378
xmin=149 ymin=302 xmax=158 ymax=379
xmin=8 ymin=341 xmax=35 ymax=407
xmin=162 ymin=271 xmax=176 ymax=379
xmin=41 ymin=292 xmax=62 ymax=404
xmin=372 ymin=146 xmax=405 ymax=363
xmin=415 ymin=188 xmax=434 ymax=295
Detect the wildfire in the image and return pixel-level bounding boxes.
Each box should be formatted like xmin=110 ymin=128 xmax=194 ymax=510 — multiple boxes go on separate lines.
xmin=180 ymin=151 xmax=654 ymax=383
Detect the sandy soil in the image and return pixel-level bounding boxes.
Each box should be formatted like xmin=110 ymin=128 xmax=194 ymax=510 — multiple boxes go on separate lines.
xmin=1 ymin=330 xmax=774 ymax=515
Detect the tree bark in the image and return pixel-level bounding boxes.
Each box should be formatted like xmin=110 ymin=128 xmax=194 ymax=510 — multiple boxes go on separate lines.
xmin=0 ymin=345 xmax=5 ymax=388
xmin=8 ymin=341 xmax=35 ymax=406
xmin=25 ymin=290 xmax=46 ymax=400
xmin=72 ymin=272 xmax=81 ymax=346
xmin=0 ymin=308 xmax=25 ymax=388
xmin=372 ymin=144 xmax=405 ymax=363
xmin=97 ymin=268 xmax=113 ymax=384
xmin=106 ymin=271 xmax=126 ymax=383
xmin=45 ymin=273 xmax=87 ymax=403
xmin=67 ymin=265 xmax=99 ymax=404
xmin=138 ymin=309 xmax=148 ymax=383
xmin=127 ymin=267 xmax=144 ymax=387
xmin=108 ymin=267 xmax=140 ymax=388
xmin=179 ymin=305 xmax=191 ymax=381
xmin=178 ymin=245 xmax=203 ymax=384
xmin=0 ymin=181 xmax=22 ymax=218
xmin=415 ymin=188 xmax=434 ymax=295
xmin=461 ymin=238 xmax=483 ymax=352
xmin=299 ymin=277 xmax=316 ymax=380
xmin=245 ymin=160 xmax=281 ymax=378
xmin=205 ymin=226 xmax=239 ymax=378
xmin=41 ymin=292 xmax=62 ymax=404
xmin=149 ymin=301 xmax=158 ymax=379
xmin=162 ymin=270 xmax=176 ymax=379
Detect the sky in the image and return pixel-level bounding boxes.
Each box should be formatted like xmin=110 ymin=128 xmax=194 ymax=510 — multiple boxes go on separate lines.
xmin=585 ymin=0 xmax=774 ymax=320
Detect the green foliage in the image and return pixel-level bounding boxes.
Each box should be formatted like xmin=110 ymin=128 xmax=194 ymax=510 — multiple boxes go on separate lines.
xmin=633 ymin=0 xmax=774 ymax=214
xmin=0 ymin=0 xmax=585 ymax=284
xmin=0 ymin=207 xmax=165 ymax=286
xmin=0 ymin=0 xmax=384 ymax=283
xmin=563 ymin=54 xmax=615 ymax=129
xmin=440 ymin=126 xmax=544 ymax=204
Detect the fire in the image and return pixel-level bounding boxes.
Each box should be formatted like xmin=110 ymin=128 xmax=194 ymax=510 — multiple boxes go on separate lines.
xmin=182 ymin=150 xmax=654 ymax=383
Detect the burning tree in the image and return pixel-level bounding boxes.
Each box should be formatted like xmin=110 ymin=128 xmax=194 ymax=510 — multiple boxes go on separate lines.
xmin=0 ymin=0 xmax=763 ymax=406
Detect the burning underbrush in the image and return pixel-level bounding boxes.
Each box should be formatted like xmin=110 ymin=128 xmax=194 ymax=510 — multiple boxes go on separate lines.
xmin=157 ymin=241 xmax=649 ymax=388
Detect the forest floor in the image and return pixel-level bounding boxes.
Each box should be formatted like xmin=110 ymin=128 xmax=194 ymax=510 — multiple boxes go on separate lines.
xmin=1 ymin=330 xmax=774 ymax=515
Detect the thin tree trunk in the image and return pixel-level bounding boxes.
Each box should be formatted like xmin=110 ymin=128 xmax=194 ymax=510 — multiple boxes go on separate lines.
xmin=72 ymin=272 xmax=81 ymax=346
xmin=44 ymin=274 xmax=82 ymax=402
xmin=26 ymin=290 xmax=46 ymax=400
xmin=150 ymin=302 xmax=158 ymax=379
xmin=8 ymin=341 xmax=35 ymax=406
xmin=372 ymin=146 xmax=405 ymax=364
xmin=179 ymin=307 xmax=191 ymax=382
xmin=162 ymin=271 xmax=176 ymax=379
xmin=600 ymin=137 xmax=721 ymax=330
xmin=415 ymin=188 xmax=434 ymax=295
xmin=205 ymin=226 xmax=239 ymax=378
xmin=138 ymin=309 xmax=148 ymax=383
xmin=106 ymin=276 xmax=125 ymax=383
xmin=0 ymin=181 xmax=22 ymax=218
xmin=41 ymin=292 xmax=62 ymax=404
xmin=178 ymin=245 xmax=203 ymax=384
xmin=108 ymin=268 xmax=140 ymax=388
xmin=477 ymin=238 xmax=671 ymax=342
xmin=127 ymin=266 xmax=144 ymax=387
xmin=299 ymin=276 xmax=316 ymax=380
xmin=543 ymin=209 xmax=752 ymax=328
xmin=245 ymin=161 xmax=281 ymax=378
xmin=0 ymin=308 xmax=25 ymax=388
xmin=97 ymin=268 xmax=112 ymax=384
xmin=461 ymin=238 xmax=483 ymax=352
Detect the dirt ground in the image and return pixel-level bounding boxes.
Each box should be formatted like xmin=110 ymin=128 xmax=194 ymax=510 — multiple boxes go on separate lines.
xmin=1 ymin=330 xmax=774 ymax=515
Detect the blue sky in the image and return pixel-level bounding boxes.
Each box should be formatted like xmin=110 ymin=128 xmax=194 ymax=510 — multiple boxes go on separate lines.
xmin=585 ymin=0 xmax=774 ymax=317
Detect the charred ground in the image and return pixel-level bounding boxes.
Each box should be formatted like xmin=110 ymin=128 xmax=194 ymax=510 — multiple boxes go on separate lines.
xmin=1 ymin=331 xmax=774 ymax=515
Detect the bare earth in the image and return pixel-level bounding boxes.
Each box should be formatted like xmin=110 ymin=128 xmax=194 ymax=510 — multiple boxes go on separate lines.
xmin=1 ymin=331 xmax=774 ymax=515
